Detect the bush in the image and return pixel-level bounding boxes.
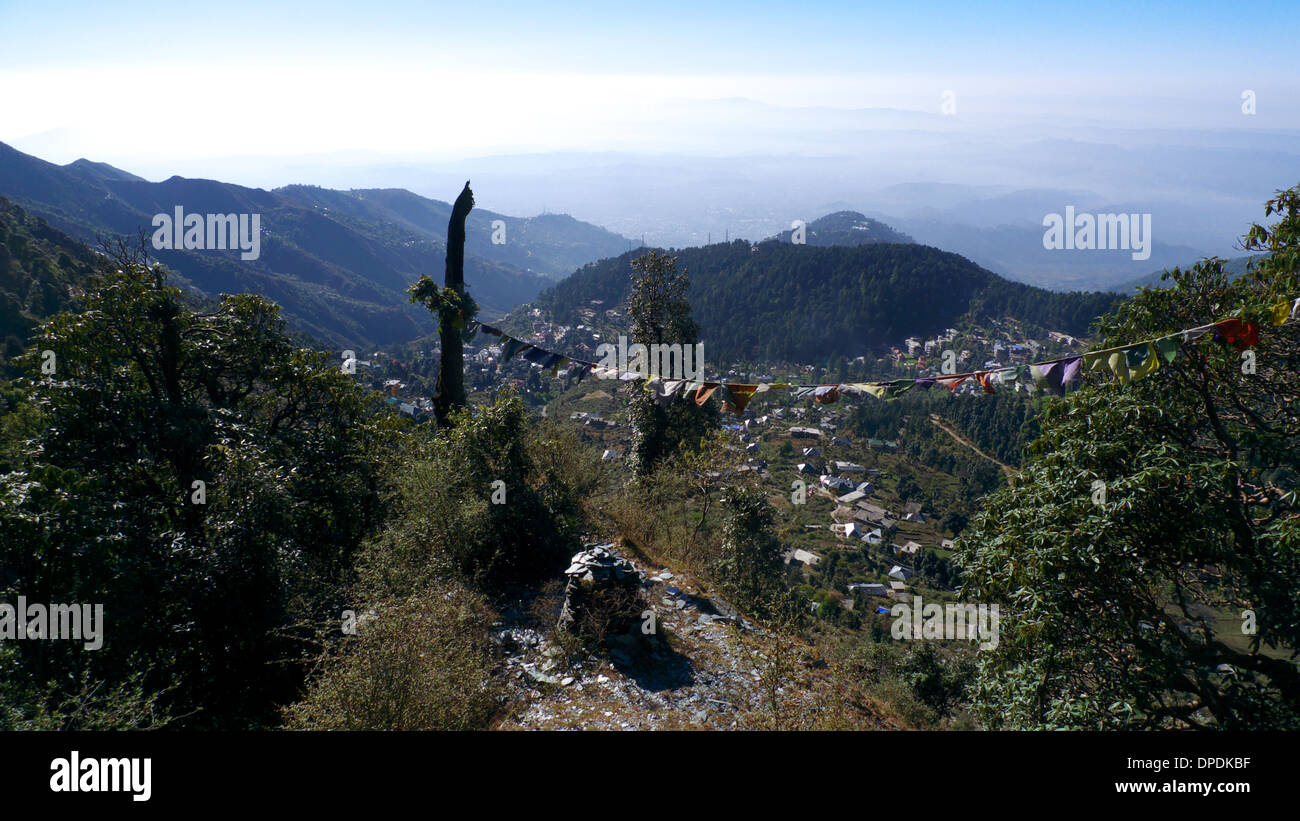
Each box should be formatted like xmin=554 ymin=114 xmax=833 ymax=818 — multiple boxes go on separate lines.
xmin=284 ymin=586 xmax=501 ymax=731
xmin=357 ymin=392 xmax=583 ymax=596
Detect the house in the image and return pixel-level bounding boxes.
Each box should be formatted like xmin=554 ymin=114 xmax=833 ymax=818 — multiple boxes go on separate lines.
xmin=897 ymin=540 xmax=922 ymax=557
xmin=832 ymin=460 xmax=866 ymax=473
xmin=857 ymin=502 xmax=890 ymax=522
xmin=831 ymin=522 xmax=864 ymax=540
xmin=788 ymin=548 xmax=822 ymax=567
xmin=821 ymin=475 xmax=855 ymax=493
xmin=888 ymin=565 xmax=914 ymax=581
xmin=941 ymin=538 xmax=955 ymax=549
xmin=796 ymin=462 xmax=820 ymax=475
xmin=849 ymin=582 xmax=890 ymax=598
xmin=867 ymin=439 xmax=899 ymax=451
xmin=802 ymin=446 xmax=822 ymax=457
xmin=862 ymin=527 xmax=884 ymax=546
xmin=789 ymin=426 xmax=823 ymax=439
xmin=830 ymin=436 xmax=851 ymax=447
xmin=903 ymin=501 xmax=926 ymax=523
xmin=854 ymin=510 xmax=896 ymax=529
xmin=833 ymin=506 xmax=859 ymax=524
xmin=836 ymin=489 xmax=869 ymax=505
xmin=745 ymin=442 xmax=760 ymax=454
xmin=601 ymin=449 xmax=622 ymax=462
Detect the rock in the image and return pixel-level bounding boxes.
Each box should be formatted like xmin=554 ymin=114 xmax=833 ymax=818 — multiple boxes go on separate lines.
xmin=526 ymin=668 xmax=563 ymax=686
xmin=561 ymin=676 xmax=575 ymax=687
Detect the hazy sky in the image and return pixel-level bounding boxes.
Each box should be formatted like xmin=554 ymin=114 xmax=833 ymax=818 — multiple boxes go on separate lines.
xmin=3 ymin=0 xmax=1297 ymax=177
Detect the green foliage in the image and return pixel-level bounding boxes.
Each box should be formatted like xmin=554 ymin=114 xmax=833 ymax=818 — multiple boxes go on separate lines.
xmin=535 ymin=241 xmax=1116 ymax=364
xmin=0 ymin=259 xmax=402 ymax=728
xmin=957 ymin=186 xmax=1300 ymax=729
xmin=357 ymin=392 xmax=583 ymax=595
xmin=714 ymin=485 xmax=791 ymax=619
xmin=407 ymin=275 xmax=478 ymax=332
xmin=0 ymin=196 xmax=98 ymax=364
xmin=624 ymin=251 xmax=718 ymax=476
xmin=284 ymin=586 xmax=501 ymax=731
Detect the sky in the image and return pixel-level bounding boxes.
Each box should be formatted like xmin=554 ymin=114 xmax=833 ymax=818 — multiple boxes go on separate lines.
xmin=2 ymin=0 xmax=1297 ymax=175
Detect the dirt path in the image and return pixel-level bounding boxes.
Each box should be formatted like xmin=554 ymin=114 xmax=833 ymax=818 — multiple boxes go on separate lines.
xmin=928 ymin=414 xmax=1017 ymax=484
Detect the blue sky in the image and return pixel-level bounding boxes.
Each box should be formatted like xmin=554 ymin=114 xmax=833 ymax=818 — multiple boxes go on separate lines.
xmin=1 ymin=1 xmax=1296 ymax=174
xmin=1 ymin=0 xmax=1294 ymax=75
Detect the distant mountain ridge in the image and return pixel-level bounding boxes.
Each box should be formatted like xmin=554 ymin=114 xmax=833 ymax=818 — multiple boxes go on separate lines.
xmin=530 ymin=239 xmax=1118 ymax=364
xmin=0 ymin=142 xmax=630 ymax=348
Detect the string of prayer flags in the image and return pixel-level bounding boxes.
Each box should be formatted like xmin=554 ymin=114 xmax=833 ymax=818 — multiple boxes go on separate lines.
xmin=692 ymin=384 xmax=719 ymax=406
xmin=521 ymin=347 xmax=562 ymax=369
xmin=1123 ymin=342 xmax=1161 ymax=383
xmin=720 ymin=384 xmax=758 ymax=414
xmin=813 ymin=385 xmax=840 ymax=404
xmin=464 ymin=295 xmax=1293 ymax=416
xmin=849 ymin=382 xmax=914 ymax=400
xmin=1154 ymin=335 xmax=1180 ymax=364
xmin=1180 ymin=323 xmax=1216 ymax=343
xmin=1215 ymin=318 xmax=1260 ymax=353
xmin=502 ymin=337 xmax=531 ymax=362
xmin=1030 ymin=356 xmax=1082 ymax=396
xmin=1271 ymin=299 xmax=1294 ymax=325
xmin=569 ymin=362 xmax=592 ymax=383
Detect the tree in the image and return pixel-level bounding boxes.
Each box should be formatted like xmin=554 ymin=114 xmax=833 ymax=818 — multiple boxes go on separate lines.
xmin=1 ymin=254 xmax=400 ymax=728
xmin=409 ymin=182 xmax=477 ymax=426
xmin=957 ymin=185 xmax=1300 ymax=729
xmin=625 ymin=251 xmax=717 ymax=475
xmin=713 ymin=485 xmax=789 ymax=618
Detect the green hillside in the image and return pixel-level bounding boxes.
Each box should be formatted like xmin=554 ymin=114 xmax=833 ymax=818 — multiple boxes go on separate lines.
xmin=532 ymin=239 xmax=1119 ymax=363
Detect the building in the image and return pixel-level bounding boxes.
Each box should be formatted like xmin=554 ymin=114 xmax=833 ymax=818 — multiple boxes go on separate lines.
xmin=831 ymin=522 xmax=864 ymax=540
xmin=788 ymin=548 xmax=822 ymax=567
xmin=849 ymin=582 xmax=890 ymax=598
xmin=897 ymin=540 xmax=922 ymax=558
xmin=888 ymin=565 xmax=914 ymax=581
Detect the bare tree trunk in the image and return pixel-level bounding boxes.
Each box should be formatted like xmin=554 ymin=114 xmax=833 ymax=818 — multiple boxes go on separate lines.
xmin=435 ymin=181 xmax=474 ymax=425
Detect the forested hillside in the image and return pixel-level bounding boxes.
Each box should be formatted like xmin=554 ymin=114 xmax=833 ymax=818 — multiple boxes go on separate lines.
xmin=0 ymin=196 xmax=98 ymax=360
xmin=533 ymin=239 xmax=1119 ymax=362
xmin=0 ymin=143 xmax=628 ymax=349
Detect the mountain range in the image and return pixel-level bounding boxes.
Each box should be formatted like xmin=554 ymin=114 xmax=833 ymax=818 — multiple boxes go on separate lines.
xmin=0 ymin=142 xmax=630 ymax=349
